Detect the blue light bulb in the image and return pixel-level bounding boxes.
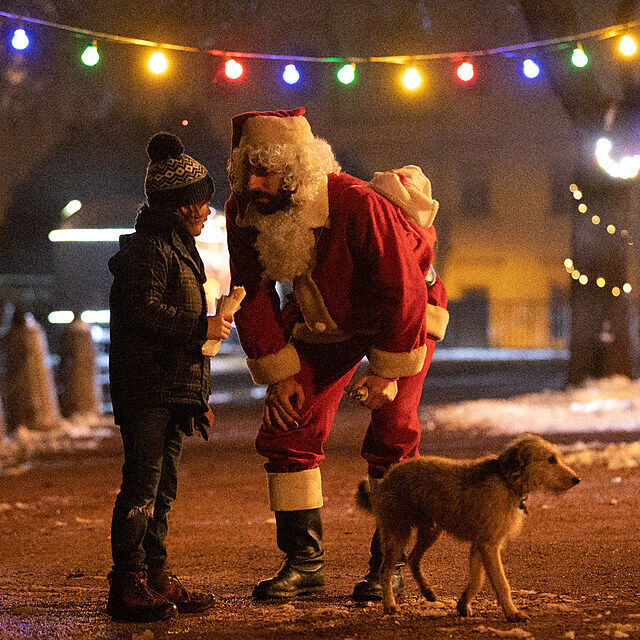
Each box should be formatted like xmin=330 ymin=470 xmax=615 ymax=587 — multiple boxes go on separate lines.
xmin=11 ymin=28 xmax=29 ymax=51
xmin=522 ymin=59 xmax=540 ymax=79
xmin=282 ymin=64 xmax=300 ymax=85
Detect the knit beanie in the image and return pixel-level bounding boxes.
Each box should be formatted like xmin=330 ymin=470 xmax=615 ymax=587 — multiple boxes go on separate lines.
xmin=144 ymin=132 xmax=214 ymax=209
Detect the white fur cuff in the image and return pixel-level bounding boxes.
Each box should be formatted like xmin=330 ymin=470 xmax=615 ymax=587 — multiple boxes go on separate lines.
xmin=426 ymin=304 xmax=450 ymax=342
xmin=268 ymin=468 xmax=324 ymax=511
xmin=246 ymin=343 xmax=301 ymax=385
xmin=368 ymin=344 xmax=427 ymax=378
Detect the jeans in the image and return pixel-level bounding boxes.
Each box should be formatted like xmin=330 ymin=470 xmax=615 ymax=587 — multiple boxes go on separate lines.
xmin=110 ymin=406 xmax=183 ymax=573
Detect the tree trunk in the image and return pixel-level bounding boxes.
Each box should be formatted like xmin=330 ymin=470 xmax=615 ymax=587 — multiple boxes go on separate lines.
xmin=519 ymin=0 xmax=638 ymax=385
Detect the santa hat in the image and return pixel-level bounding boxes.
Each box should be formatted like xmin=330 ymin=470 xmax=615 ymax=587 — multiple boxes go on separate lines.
xmin=367 ymin=165 xmax=439 ymax=228
xmin=231 ymin=107 xmax=314 ymax=150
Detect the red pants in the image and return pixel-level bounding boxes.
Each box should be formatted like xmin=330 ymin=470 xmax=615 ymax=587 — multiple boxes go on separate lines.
xmin=255 ymin=336 xmax=436 ymax=477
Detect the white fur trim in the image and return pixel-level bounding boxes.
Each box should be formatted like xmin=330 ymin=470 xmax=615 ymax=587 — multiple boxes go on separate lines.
xmin=268 ymin=468 xmax=323 ymax=511
xmin=293 ymin=268 xmax=340 ymax=333
xmin=368 ymin=165 xmax=439 ymax=228
xmin=239 ymin=114 xmax=315 ymax=149
xmin=368 ymin=344 xmax=427 ymax=378
xmin=246 ymin=343 xmax=301 ymax=385
xmin=426 ymin=304 xmax=449 ymax=342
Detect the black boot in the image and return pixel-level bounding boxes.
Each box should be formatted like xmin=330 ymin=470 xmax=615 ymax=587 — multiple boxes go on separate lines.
xmin=352 ymin=530 xmax=404 ymax=602
xmin=106 ymin=570 xmax=178 ymax=622
xmin=252 ymin=508 xmax=325 ymax=599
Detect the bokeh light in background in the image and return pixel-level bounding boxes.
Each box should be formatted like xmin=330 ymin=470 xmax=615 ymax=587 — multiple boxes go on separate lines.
xmin=61 ymin=200 xmax=82 ymax=218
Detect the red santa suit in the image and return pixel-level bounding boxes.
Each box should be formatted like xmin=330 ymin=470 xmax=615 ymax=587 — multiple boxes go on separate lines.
xmin=226 ymin=160 xmax=448 ymax=505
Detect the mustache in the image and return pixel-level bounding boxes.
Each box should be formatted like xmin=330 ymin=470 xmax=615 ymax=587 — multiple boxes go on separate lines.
xmin=249 ymin=190 xmax=275 ymax=199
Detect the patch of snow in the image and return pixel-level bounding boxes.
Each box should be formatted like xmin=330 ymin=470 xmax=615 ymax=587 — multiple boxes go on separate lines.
xmin=0 ymin=414 xmax=114 ymax=476
xmin=422 ymin=376 xmax=640 ymax=436
xmin=474 ymin=625 xmax=533 ymax=638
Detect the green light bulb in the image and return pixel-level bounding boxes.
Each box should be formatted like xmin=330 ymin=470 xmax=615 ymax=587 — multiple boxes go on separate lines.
xmin=337 ymin=64 xmax=355 ymax=85
xmin=571 ymin=47 xmax=588 ymax=68
xmin=81 ymin=45 xmax=100 ymax=67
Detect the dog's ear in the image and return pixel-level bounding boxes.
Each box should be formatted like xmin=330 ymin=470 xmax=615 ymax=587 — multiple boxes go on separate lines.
xmin=499 ymin=441 xmax=528 ymax=472
xmin=497 ymin=441 xmax=530 ymax=494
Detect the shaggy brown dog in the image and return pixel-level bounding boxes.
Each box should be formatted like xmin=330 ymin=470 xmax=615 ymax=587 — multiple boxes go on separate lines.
xmin=356 ymin=435 xmax=580 ymax=621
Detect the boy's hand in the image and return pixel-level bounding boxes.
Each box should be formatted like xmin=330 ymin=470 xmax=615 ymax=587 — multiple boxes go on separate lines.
xmin=207 ymin=313 xmax=233 ymax=340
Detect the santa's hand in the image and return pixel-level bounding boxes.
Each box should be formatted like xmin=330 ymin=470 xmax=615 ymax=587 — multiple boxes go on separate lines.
xmin=346 ymin=375 xmax=398 ymax=410
xmin=263 ymin=376 xmax=305 ymax=432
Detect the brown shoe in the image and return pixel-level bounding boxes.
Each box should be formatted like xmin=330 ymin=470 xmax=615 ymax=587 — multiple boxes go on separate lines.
xmin=106 ymin=570 xmax=178 ymax=622
xmin=147 ymin=571 xmax=215 ymax=614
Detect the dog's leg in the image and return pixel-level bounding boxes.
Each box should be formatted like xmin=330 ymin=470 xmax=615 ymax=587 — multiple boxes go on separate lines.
xmin=457 ymin=543 xmax=485 ymax=617
xmin=408 ymin=523 xmax=440 ymax=602
xmin=478 ymin=543 xmax=529 ymax=622
xmin=380 ymin=529 xmax=408 ymax=614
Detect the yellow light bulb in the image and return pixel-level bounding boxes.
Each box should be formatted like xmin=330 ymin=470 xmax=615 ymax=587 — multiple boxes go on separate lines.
xmin=623 ymin=283 xmax=632 ymax=293
xmin=402 ymin=67 xmax=422 ymax=90
xmin=596 ymin=277 xmax=606 ymax=287
xmin=578 ymin=203 xmax=587 ymax=213
xmin=592 ymin=215 xmax=600 ymax=225
xmin=573 ymin=190 xmax=582 ymax=200
xmin=579 ymin=274 xmax=588 ymax=285
xmin=607 ymin=224 xmax=616 ymax=234
xmin=569 ymin=184 xmax=578 ymax=193
xmin=571 ymin=270 xmax=580 ymax=280
xmin=564 ymin=258 xmax=573 ymax=269
xmin=148 ymin=51 xmax=168 ymax=74
xmin=612 ymin=287 xmax=621 ymax=297
xmin=620 ymin=35 xmax=637 ymax=56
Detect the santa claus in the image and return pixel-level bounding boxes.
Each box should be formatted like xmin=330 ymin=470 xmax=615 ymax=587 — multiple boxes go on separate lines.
xmin=225 ymin=108 xmax=448 ymax=601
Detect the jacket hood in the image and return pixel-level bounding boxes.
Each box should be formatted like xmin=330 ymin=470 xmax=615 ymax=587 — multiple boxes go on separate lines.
xmin=108 ymin=233 xmax=135 ymax=277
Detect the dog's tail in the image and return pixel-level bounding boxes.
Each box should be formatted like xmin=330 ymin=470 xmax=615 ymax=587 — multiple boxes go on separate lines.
xmin=356 ymin=480 xmax=373 ymax=513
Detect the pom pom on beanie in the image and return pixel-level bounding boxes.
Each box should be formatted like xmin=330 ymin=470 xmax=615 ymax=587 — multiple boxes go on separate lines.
xmin=147 ymin=132 xmax=184 ymax=162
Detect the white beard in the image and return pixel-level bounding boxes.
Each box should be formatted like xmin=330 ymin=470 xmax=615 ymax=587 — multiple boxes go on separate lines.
xmin=252 ymin=206 xmax=316 ymax=282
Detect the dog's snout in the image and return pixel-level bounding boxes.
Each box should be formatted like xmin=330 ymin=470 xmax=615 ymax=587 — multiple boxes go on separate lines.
xmin=572 ymin=476 xmax=580 ymax=486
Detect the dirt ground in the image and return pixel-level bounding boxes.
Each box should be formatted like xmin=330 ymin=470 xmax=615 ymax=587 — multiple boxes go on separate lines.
xmin=0 ymin=403 xmax=639 ymax=640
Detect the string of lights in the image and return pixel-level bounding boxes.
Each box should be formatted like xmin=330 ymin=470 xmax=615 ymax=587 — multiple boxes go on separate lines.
xmin=563 ymin=185 xmax=634 ymax=297
xmin=569 ymin=184 xmax=635 ymax=246
xmin=1 ymin=10 xmax=640 ymax=88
